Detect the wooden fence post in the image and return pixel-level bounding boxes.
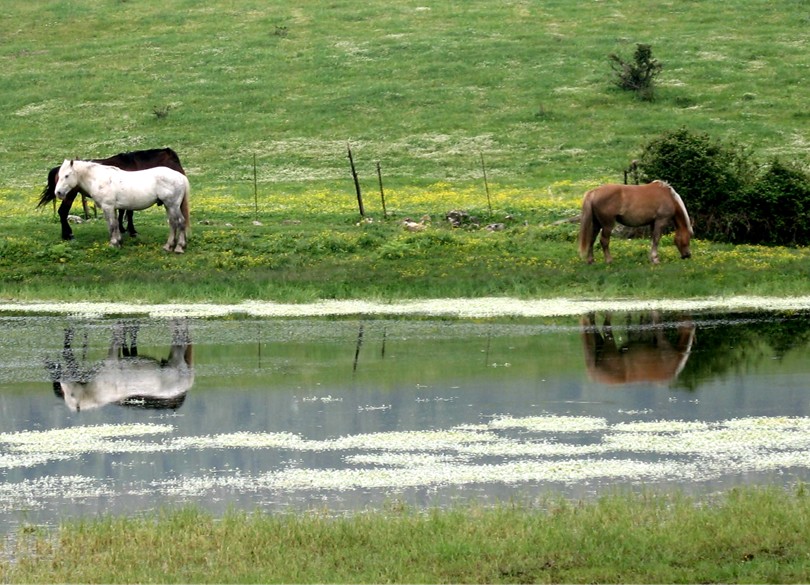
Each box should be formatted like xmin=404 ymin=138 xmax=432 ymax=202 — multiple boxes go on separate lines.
xmin=347 ymin=142 xmax=364 ymax=217
xmin=376 ymin=161 xmax=387 ymax=218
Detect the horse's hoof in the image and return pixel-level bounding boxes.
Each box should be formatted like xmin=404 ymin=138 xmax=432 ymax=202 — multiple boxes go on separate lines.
xmin=174 ymin=246 xmax=185 ymax=254
xmin=163 ymin=244 xmax=172 ymax=252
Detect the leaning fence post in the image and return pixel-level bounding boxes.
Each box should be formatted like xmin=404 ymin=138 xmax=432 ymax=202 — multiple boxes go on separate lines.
xmin=376 ymin=161 xmax=387 ymax=218
xmin=347 ymin=142 xmax=364 ymax=217
xmin=253 ymin=153 xmax=259 ymax=220
xmin=480 ymin=152 xmax=493 ymax=217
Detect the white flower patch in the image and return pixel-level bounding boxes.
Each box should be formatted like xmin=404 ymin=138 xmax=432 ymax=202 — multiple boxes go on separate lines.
xmin=489 ymin=415 xmax=608 ymax=433
xmin=606 ymin=420 xmax=810 ymax=457
xmin=722 ymin=416 xmax=810 ymax=431
xmin=0 ymin=424 xmax=174 ymax=454
xmin=245 ymin=458 xmax=691 ymax=492
xmin=613 ymin=420 xmax=710 ymax=433
xmin=329 ymin=429 xmax=497 ymax=452
xmin=8 ymin=414 xmax=810 ymax=508
xmin=345 ymin=452 xmax=461 ymax=467
xmin=0 ymin=476 xmax=112 ymax=512
xmin=456 ymin=438 xmax=607 ymax=458
xmin=8 ymin=295 xmax=810 ymax=318
xmin=170 ymin=432 xmax=306 ymax=450
xmin=0 ymin=452 xmax=71 ymax=469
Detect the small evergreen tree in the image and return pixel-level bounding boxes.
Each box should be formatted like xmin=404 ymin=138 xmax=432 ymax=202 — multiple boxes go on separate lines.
xmin=609 ymin=43 xmax=662 ymax=100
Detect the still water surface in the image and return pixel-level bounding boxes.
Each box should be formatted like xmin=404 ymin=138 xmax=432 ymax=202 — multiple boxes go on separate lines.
xmin=2 ymin=310 xmax=810 ymax=530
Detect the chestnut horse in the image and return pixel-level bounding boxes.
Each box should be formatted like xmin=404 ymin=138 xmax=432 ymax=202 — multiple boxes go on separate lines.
xmin=581 ymin=312 xmax=695 ymax=385
xmin=578 ymin=180 xmax=693 ymax=264
xmin=37 ymin=148 xmax=185 ymax=241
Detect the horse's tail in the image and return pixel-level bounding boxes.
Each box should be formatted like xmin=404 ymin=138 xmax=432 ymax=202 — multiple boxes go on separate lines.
xmin=36 ymin=167 xmax=59 ymax=208
xmin=578 ymin=191 xmax=595 ymax=258
xmin=181 ymin=177 xmax=191 ymax=234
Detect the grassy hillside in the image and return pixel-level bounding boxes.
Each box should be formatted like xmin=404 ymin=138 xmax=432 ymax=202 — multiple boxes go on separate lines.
xmin=1 ymin=0 xmax=809 ymax=304
xmin=2 ymin=0 xmax=807 ymax=195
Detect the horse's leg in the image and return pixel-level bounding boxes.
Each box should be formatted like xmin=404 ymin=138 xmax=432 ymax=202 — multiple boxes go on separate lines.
xmin=164 ymin=208 xmax=180 ymax=253
xmin=650 ymin=220 xmax=666 ymax=264
xmin=585 ymin=221 xmax=601 ymax=264
xmin=120 ymin=210 xmax=137 ymax=237
xmin=175 ymin=212 xmax=187 ymax=253
xmin=128 ymin=210 xmax=137 ymax=236
xmin=586 ymin=229 xmax=598 ymax=264
xmin=58 ymin=191 xmax=79 ymax=240
xmin=102 ymin=206 xmax=122 ymax=247
xmin=164 ymin=206 xmax=186 ymax=253
xmin=123 ymin=322 xmax=138 ymax=357
xmin=599 ymin=226 xmax=614 ymax=264
xmin=81 ymin=194 xmax=91 ymax=220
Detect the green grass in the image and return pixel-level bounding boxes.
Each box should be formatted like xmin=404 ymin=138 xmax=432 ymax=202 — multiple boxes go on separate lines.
xmin=4 ymin=183 xmax=810 ymax=304
xmin=2 ymin=0 xmax=807 ymax=193
xmin=2 ymin=0 xmax=809 ymax=304
xmin=5 ymin=487 xmax=810 ymax=583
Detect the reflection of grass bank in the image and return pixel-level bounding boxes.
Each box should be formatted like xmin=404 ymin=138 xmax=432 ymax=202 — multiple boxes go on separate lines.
xmin=5 ymin=487 xmax=810 ymax=583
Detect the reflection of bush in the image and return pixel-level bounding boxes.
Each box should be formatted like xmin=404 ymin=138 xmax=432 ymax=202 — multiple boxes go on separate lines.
xmin=676 ymin=312 xmax=810 ymax=391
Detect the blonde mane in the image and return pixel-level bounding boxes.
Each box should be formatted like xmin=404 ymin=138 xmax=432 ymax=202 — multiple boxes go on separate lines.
xmin=655 ymin=180 xmax=693 ymax=235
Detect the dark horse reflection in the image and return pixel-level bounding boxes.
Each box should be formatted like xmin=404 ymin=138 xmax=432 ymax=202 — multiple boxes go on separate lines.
xmin=46 ymin=320 xmax=193 ymax=411
xmin=581 ymin=312 xmax=695 ymax=385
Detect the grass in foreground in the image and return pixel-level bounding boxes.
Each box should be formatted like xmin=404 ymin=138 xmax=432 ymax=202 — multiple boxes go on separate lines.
xmin=4 ymin=487 xmax=810 ymax=583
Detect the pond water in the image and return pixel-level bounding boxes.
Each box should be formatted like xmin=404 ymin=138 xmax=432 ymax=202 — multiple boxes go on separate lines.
xmin=2 ymin=310 xmax=810 ymax=530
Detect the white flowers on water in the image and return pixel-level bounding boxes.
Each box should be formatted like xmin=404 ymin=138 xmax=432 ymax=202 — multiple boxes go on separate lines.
xmin=5 ymin=415 xmax=810 ymax=508
xmin=8 ymin=295 xmax=810 ymax=319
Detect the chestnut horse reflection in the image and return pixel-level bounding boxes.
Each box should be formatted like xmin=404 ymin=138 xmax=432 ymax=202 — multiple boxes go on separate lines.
xmin=46 ymin=321 xmax=193 ymax=411
xmin=581 ymin=312 xmax=695 ymax=385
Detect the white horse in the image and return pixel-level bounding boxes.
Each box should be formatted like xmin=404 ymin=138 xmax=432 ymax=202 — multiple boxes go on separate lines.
xmin=54 ymin=159 xmax=190 ymax=253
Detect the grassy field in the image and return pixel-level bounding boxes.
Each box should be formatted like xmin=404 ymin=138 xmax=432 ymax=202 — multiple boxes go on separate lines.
xmin=2 ymin=1 xmax=808 ymax=194
xmin=5 ymin=487 xmax=810 ymax=583
xmin=2 ymin=0 xmax=809 ymax=304
xmin=4 ymin=183 xmax=810 ymax=304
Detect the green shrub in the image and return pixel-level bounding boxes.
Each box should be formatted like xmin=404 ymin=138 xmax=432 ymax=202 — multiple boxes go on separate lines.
xmin=728 ymin=159 xmax=810 ymax=246
xmin=637 ymin=127 xmax=756 ymax=240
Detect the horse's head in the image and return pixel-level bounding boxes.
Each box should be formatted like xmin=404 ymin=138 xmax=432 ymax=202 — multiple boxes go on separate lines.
xmin=58 ymin=381 xmax=92 ymax=412
xmin=54 ymin=159 xmax=78 ymax=200
xmin=674 ymin=225 xmax=692 ymax=259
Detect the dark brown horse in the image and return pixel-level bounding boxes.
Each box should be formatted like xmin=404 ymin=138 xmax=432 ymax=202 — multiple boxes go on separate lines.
xmin=578 ymin=180 xmax=693 ymax=264
xmin=37 ymin=148 xmax=185 ymax=240
xmin=581 ymin=312 xmax=695 ymax=385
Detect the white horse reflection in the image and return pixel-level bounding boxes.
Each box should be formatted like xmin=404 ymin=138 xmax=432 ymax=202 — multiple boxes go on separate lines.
xmin=47 ymin=320 xmax=193 ymax=411
xmin=581 ymin=312 xmax=695 ymax=385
